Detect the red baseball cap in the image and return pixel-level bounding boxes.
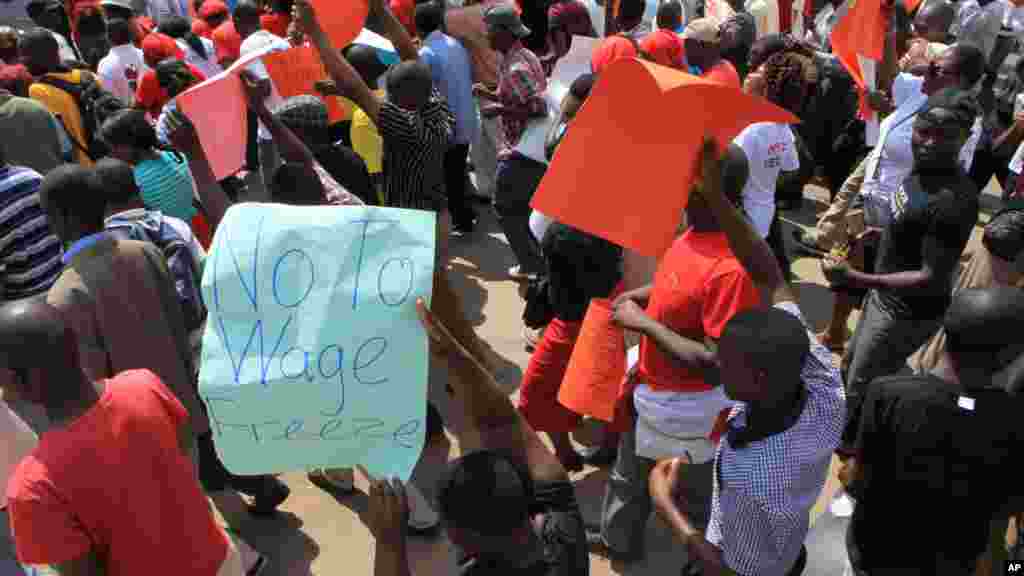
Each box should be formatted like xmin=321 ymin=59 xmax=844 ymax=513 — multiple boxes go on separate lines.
xmin=198 ymin=0 xmax=229 ymax=20
xmin=142 ymin=32 xmax=185 ymax=67
xmin=639 ymin=29 xmax=686 ymax=69
xmin=590 ymin=36 xmax=637 ymax=75
xmin=212 ymin=20 xmax=242 ymax=64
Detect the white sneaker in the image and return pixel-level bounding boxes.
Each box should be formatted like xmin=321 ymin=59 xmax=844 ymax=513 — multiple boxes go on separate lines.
xmin=309 ymin=468 xmax=355 ymax=493
xmin=830 ymin=490 xmax=855 ymax=518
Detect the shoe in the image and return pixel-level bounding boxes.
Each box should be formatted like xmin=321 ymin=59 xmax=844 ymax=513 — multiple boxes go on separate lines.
xmin=247 ymin=476 xmax=290 ymax=516
xmin=791 ymin=229 xmax=827 ymax=258
xmin=522 ymin=325 xmax=544 ymax=351
xmin=578 ymin=444 xmax=617 ymax=468
xmin=585 ymin=529 xmax=643 ymax=564
xmin=309 ymin=468 xmax=356 ymax=493
xmin=681 ymin=559 xmax=703 ymax=576
xmin=508 ymin=265 xmax=539 ymax=281
xmin=247 ymin=554 xmax=268 ymax=576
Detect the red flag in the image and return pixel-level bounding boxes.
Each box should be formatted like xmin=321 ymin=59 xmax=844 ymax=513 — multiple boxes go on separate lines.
xmin=831 ymin=0 xmax=888 ymax=117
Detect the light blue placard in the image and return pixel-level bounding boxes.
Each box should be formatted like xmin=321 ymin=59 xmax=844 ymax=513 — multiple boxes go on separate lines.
xmin=198 ymin=203 xmax=436 ymax=481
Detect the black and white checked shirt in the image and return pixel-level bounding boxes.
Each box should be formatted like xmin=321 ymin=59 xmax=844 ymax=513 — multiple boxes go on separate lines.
xmin=705 ymin=301 xmax=846 ymax=576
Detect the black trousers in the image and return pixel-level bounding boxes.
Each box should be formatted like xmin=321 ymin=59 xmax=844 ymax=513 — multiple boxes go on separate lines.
xmin=969 ymin=144 xmax=1012 ymax=196
xmin=445 ymin=143 xmax=475 ymax=229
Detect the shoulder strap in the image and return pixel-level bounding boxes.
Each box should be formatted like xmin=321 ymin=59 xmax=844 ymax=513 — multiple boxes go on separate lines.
xmin=35 ymin=74 xmax=83 ymax=99
xmin=50 ymin=112 xmax=95 ymax=161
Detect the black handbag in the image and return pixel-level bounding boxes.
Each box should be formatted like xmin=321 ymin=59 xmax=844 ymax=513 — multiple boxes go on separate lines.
xmin=522 ymin=276 xmax=555 ymax=329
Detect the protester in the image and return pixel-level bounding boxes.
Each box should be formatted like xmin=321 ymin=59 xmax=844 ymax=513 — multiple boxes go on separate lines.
xmin=98 ymin=0 xmax=155 ymax=46
xmin=261 ymin=0 xmax=293 ymax=37
xmin=0 ymin=148 xmax=63 ymax=303
xmin=825 ymin=88 xmax=981 ymax=448
xmin=25 ymin=0 xmax=81 ymax=63
xmin=589 ymin=35 xmax=641 ymax=75
xmin=147 ymin=0 xmax=191 ymax=22
xmin=335 ymin=44 xmax=388 ymax=202
xmin=272 ymin=95 xmax=376 ymax=205
xmin=0 ymin=26 xmax=20 ymax=63
xmin=0 ymin=65 xmax=69 ymax=174
xmin=160 ymin=14 xmax=224 ymax=78
xmin=615 ymin=0 xmax=650 ymax=39
xmin=592 ymin=144 xmax=757 ymax=564
xmin=211 ymin=4 xmax=243 ymax=66
xmin=841 ymin=286 xmax=1024 ymax=574
xmin=476 ymin=3 xmax=548 ymax=279
xmin=682 ymin=19 xmax=740 ymax=88
xmin=99 ymin=108 xmax=197 ymax=223
xmin=0 ymin=395 xmax=36 ymax=576
xmin=719 ymin=0 xmax=756 ymax=80
xmin=417 ymin=0 xmax=479 ymax=234
xmin=22 ymin=27 xmax=94 ymax=165
xmin=951 ymin=0 xmax=1004 ymax=64
xmin=97 ymin=17 xmax=146 ymax=105
xmin=970 ymin=49 xmax=1024 ymax=195
xmin=545 ymin=0 xmax=595 ymax=66
xmin=651 ymin=137 xmax=845 ymax=576
xmin=909 ymin=201 xmax=1024 ymax=374
xmin=137 ymin=32 xmax=208 ymax=116
xmin=640 ymin=2 xmax=687 ymax=69
xmin=0 ymin=300 xmax=245 ymax=575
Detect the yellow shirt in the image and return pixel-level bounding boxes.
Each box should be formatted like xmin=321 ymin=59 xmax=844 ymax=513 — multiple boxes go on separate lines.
xmin=29 ymin=69 xmax=94 ymax=166
xmin=351 ymin=89 xmax=385 ymax=176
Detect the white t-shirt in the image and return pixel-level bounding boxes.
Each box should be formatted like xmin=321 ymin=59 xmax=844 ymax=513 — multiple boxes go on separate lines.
xmin=733 ymin=122 xmax=799 ymax=238
xmin=239 ymin=31 xmax=290 ymax=141
xmin=177 ymin=37 xmax=224 ymax=80
xmin=0 ymin=400 xmax=37 ymax=509
xmin=97 ymin=44 xmax=148 ymax=106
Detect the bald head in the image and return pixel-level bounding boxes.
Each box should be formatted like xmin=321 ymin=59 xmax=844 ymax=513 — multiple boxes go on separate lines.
xmin=0 ymin=300 xmax=73 ymax=379
xmin=386 ymin=60 xmax=433 ymax=110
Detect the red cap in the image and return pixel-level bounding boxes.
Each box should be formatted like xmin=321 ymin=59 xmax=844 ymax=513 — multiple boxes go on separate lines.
xmin=590 ymin=36 xmax=637 ymax=75
xmin=211 ymin=20 xmax=242 ymax=64
xmin=199 ymin=0 xmax=229 ymax=20
xmin=639 ymin=29 xmax=686 ymax=69
xmin=0 ymin=63 xmax=33 ymax=94
xmin=142 ymin=32 xmax=185 ymax=67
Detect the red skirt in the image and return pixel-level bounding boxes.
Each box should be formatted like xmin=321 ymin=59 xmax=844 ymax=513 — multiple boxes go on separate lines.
xmin=518 ymin=317 xmax=584 ymax=433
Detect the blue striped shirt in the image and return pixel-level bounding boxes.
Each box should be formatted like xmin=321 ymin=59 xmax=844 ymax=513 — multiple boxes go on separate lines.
xmin=0 ymin=166 xmax=63 ymax=301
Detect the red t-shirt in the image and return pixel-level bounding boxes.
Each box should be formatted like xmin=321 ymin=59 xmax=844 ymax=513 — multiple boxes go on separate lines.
xmin=640 ymin=28 xmax=686 ymax=69
xmin=261 ymin=12 xmax=291 ymax=39
xmin=212 ymin=20 xmax=242 ymax=65
xmin=390 ymin=0 xmax=418 ymax=38
xmin=136 ymin=63 xmax=208 ymax=116
xmin=702 ymin=59 xmax=741 ymax=89
xmin=192 ymin=18 xmax=214 ymax=38
xmin=638 ymin=230 xmax=760 ymax=393
xmin=6 ymin=370 xmax=227 ymax=573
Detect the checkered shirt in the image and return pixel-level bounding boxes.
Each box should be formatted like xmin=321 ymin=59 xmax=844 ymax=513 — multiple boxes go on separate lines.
xmin=496 ymin=42 xmax=547 ymax=156
xmin=705 ymin=301 xmax=846 ymax=576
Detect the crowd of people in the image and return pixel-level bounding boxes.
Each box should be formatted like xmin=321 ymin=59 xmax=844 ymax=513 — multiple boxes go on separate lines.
xmin=1 ymin=0 xmax=1024 ymax=573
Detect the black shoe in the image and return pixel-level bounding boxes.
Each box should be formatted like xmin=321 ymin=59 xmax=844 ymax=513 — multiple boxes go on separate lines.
xmin=242 ymin=476 xmax=291 ymax=516
xmin=578 ymin=444 xmax=617 ymax=468
xmin=585 ymin=529 xmax=643 ymax=564
xmin=681 ymin=559 xmax=703 ymax=576
xmin=197 ymin=432 xmax=230 ymax=492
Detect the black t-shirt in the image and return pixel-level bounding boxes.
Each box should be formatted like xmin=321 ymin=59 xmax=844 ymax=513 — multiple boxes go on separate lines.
xmin=542 ymin=223 xmax=622 ymax=322
xmin=850 ymin=374 xmax=1024 ymax=572
xmin=984 ymin=52 xmax=1023 ymax=155
xmin=315 ymin=143 xmax=376 ymax=206
xmin=874 ymin=172 xmax=979 ymax=319
xmin=459 ymin=482 xmax=589 ymax=576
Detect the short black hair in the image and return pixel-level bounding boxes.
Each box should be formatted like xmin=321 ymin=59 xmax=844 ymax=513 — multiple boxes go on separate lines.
xmin=233 ymin=0 xmax=262 ymax=23
xmin=918 ymin=87 xmax=980 ymax=131
xmin=107 ymin=17 xmax=135 ymax=45
xmin=618 ymin=0 xmax=645 ymax=23
xmin=568 ymin=72 xmax=595 ymax=101
xmin=39 ymin=164 xmax=106 ymax=235
xmin=414 ymin=1 xmax=444 ymax=38
xmin=983 ymin=201 xmax=1024 ymax=263
xmin=951 ymin=42 xmax=986 ymax=87
xmin=386 ymin=60 xmax=433 ymax=107
xmin=20 ymin=27 xmax=58 ymax=61
xmin=94 ymin=157 xmax=141 ymax=206
xmin=656 ymin=1 xmax=681 ymax=30
xmin=270 ymin=164 xmax=326 ymax=206
xmin=721 ymin=307 xmax=809 ymax=380
xmin=99 ymin=108 xmax=159 ymax=151
xmin=438 ymin=451 xmax=534 ymax=537
xmin=944 ymin=287 xmax=1024 ymax=363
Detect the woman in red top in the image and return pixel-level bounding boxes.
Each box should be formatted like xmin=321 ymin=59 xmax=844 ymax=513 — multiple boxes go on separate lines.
xmin=135 ymin=33 xmax=207 ymax=117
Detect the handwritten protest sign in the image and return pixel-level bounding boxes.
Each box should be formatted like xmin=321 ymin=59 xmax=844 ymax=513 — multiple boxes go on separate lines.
xmin=531 ymin=58 xmax=799 ymax=257
xmin=198 ymin=204 xmax=436 ymax=480
xmin=557 ymin=299 xmax=626 ymax=422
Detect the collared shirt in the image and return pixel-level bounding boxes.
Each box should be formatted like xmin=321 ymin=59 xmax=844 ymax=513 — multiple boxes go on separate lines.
xmin=0 ymin=166 xmax=63 ymax=301
xmin=497 ymin=41 xmax=547 ymax=156
xmin=377 ymin=90 xmax=454 ymax=210
xmin=706 ymin=301 xmax=845 ymax=576
xmin=420 ymin=30 xmax=479 ymax=145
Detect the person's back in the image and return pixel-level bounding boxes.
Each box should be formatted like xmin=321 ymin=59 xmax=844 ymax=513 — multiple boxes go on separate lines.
xmin=6 ymin=369 xmax=229 ymax=574
xmin=420 ymin=28 xmax=476 ymax=149
xmin=28 ymin=67 xmax=91 ymax=165
xmin=46 ymin=235 xmax=208 ymax=434
xmin=0 ymin=93 xmax=65 ymax=174
xmin=0 ymin=164 xmax=63 ymax=302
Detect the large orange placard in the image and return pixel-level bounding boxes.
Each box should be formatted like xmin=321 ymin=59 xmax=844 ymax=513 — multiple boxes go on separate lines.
xmin=311 ymin=0 xmax=369 ymax=49
xmin=262 ymin=46 xmax=351 ymax=122
xmin=530 ymin=58 xmax=799 ymax=258
xmin=557 ymin=299 xmax=626 ymax=422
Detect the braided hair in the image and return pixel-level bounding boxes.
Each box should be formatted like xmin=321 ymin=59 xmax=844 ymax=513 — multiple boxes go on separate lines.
xmin=155 ymin=58 xmax=199 ymax=98
xmin=760 ymin=50 xmax=817 ymax=117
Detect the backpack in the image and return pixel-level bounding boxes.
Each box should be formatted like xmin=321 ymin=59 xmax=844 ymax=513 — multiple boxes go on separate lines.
xmin=35 ymin=71 xmax=127 ymax=161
